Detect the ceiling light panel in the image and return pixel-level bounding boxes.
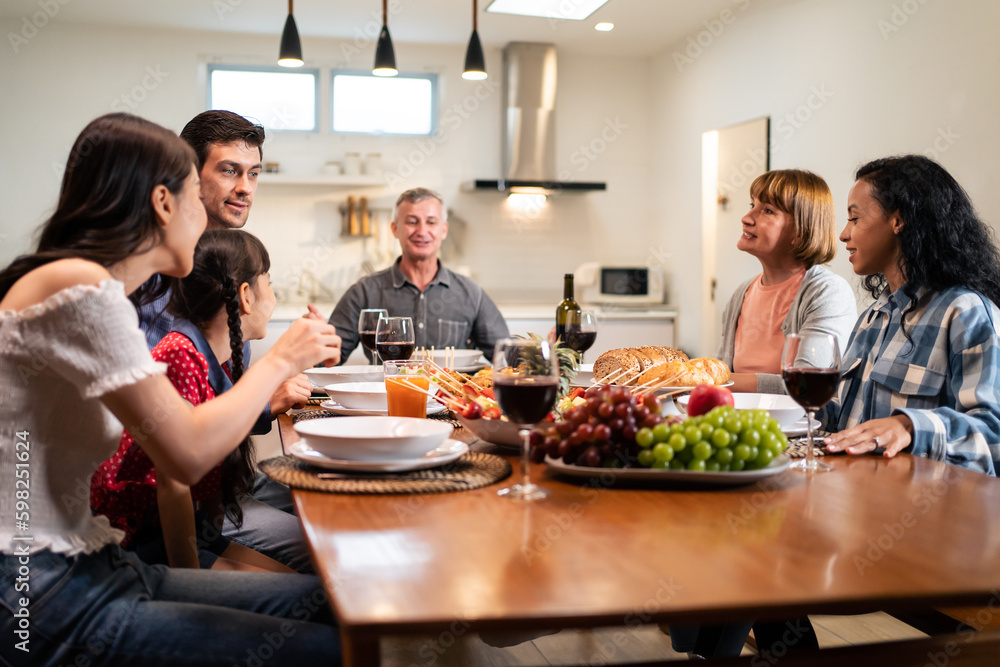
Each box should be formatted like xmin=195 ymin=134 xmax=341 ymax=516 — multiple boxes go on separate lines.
xmin=486 ymin=0 xmax=610 ymax=21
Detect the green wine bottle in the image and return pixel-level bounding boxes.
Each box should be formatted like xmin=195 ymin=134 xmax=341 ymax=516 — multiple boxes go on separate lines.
xmin=555 ymin=273 xmax=581 ymax=346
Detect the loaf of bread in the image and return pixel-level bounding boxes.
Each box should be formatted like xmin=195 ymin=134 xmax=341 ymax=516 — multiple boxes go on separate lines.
xmin=593 ymin=346 xmax=689 ymax=386
xmin=593 ymin=348 xmax=730 ymax=387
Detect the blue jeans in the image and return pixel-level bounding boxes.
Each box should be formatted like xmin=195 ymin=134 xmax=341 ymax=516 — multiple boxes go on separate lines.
xmin=0 ymin=545 xmax=340 ymax=666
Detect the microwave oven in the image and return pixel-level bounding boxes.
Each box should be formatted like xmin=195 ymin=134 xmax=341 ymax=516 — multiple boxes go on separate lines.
xmin=576 ymin=264 xmax=665 ymax=305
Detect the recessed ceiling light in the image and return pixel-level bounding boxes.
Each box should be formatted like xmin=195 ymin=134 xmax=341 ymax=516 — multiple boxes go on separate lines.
xmin=594 ymin=22 xmax=614 ymax=31
xmin=486 ymin=0 xmax=610 ymax=21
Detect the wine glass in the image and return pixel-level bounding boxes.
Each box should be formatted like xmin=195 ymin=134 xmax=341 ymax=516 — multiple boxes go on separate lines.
xmin=493 ymin=338 xmax=560 ymax=500
xmin=358 ymin=309 xmax=388 ymax=365
xmin=781 ymin=333 xmax=841 ymax=472
xmin=375 ymin=316 xmax=415 ymax=362
xmin=563 ymin=310 xmax=598 ymax=361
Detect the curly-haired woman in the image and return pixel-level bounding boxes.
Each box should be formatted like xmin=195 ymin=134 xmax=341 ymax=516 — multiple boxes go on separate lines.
xmin=823 ymin=155 xmax=1000 ymax=475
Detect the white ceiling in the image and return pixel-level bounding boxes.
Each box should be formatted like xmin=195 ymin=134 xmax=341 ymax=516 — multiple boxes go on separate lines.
xmin=0 ymin=0 xmax=800 ymax=58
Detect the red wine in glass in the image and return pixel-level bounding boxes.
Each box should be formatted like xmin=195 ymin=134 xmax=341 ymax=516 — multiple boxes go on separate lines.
xmin=781 ymin=333 xmax=841 ymax=473
xmin=360 ymin=332 xmax=377 ymax=354
xmin=493 ymin=338 xmax=560 ymax=501
xmin=494 ymin=376 xmax=560 ymax=425
xmin=782 ymin=367 xmax=839 ymax=410
xmin=562 ymin=327 xmax=597 ymax=354
xmin=376 ymin=342 xmax=414 ymax=361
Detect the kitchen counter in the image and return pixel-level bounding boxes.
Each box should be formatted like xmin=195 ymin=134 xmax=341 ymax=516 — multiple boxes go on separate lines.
xmin=497 ymin=303 xmax=678 ymax=320
xmin=255 ymin=302 xmax=680 ymax=364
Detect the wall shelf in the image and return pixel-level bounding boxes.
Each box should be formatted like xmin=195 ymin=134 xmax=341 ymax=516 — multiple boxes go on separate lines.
xmin=258 ymin=173 xmax=385 ymax=187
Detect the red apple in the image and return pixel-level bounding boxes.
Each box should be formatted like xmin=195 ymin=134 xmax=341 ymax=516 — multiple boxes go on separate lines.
xmin=686 ymin=384 xmax=735 ymax=416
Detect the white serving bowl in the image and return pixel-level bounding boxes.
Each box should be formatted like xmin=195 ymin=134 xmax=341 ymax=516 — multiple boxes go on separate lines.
xmin=305 ymin=366 xmax=382 ymax=388
xmin=572 ymin=363 xmax=594 ymax=386
xmin=456 ymin=414 xmax=522 ymax=448
xmin=323 ymin=381 xmax=389 ymax=410
xmin=676 ymin=392 xmax=806 ymax=428
xmin=421 ymin=348 xmax=484 ymax=368
xmin=294 ymin=416 xmax=454 ymax=461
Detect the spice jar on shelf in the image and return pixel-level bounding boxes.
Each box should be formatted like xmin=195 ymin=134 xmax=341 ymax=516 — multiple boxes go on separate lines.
xmin=362 ymin=153 xmax=382 ymax=175
xmin=343 ymin=152 xmax=361 ymax=176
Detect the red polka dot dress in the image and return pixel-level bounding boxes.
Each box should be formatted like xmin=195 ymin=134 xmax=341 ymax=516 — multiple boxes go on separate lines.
xmin=91 ymin=332 xmax=225 ymax=546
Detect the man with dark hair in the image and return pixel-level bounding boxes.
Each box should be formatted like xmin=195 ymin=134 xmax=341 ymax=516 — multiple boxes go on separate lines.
xmin=329 ymin=187 xmax=508 ymax=362
xmin=137 ymin=110 xmax=267 ymax=345
xmin=179 ymin=110 xmax=265 ymax=231
xmin=132 ymin=111 xmax=338 ymax=573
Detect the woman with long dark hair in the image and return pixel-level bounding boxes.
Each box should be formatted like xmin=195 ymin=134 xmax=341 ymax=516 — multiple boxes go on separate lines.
xmin=823 ymin=155 xmax=1000 ymax=475
xmin=0 ymin=113 xmax=341 ymax=665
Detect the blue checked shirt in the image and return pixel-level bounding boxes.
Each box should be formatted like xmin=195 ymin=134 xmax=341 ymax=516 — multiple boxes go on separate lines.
xmin=820 ymin=285 xmax=1000 ymax=475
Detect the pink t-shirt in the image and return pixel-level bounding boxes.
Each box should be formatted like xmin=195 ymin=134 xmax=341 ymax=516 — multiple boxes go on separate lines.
xmin=733 ymin=269 xmax=806 ymax=374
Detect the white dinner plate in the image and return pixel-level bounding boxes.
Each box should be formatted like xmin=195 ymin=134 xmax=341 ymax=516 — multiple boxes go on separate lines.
xmin=319 ymin=400 xmax=447 ymax=417
xmin=288 ymin=439 xmax=468 ymax=472
xmin=544 ymin=453 xmax=792 ymax=487
xmin=781 ymin=417 xmax=822 ymax=437
xmin=453 ymin=357 xmax=488 ymax=373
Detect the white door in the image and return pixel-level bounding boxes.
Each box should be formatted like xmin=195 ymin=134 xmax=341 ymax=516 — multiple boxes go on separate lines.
xmin=702 ymin=117 xmax=769 ymax=357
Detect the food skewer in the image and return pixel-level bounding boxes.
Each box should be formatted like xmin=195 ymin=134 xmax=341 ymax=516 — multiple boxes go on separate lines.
xmin=634 ymin=370 xmax=687 ymax=398
xmin=422 ymin=356 xmax=485 ymax=393
xmin=392 ymin=376 xmax=483 ymax=418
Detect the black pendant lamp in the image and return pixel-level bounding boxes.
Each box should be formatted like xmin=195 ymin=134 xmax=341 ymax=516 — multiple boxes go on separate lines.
xmin=373 ymin=0 xmax=398 ymax=77
xmin=278 ymin=0 xmax=303 ymax=67
xmin=462 ymin=0 xmax=487 ymax=80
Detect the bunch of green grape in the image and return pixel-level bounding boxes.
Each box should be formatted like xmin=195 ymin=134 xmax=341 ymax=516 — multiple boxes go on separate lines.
xmin=634 ymin=405 xmax=788 ymax=472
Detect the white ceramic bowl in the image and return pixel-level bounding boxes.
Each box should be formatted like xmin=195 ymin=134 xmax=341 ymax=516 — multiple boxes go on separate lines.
xmin=676 ymin=392 xmax=806 ymax=428
xmin=323 ymin=381 xmax=388 ymax=410
xmin=305 ymin=366 xmax=383 ymax=388
xmin=294 ymin=416 xmax=454 ymax=461
xmin=572 ymin=363 xmax=594 ymax=386
xmin=456 ymin=414 xmax=522 ymax=448
xmin=422 ymin=348 xmax=484 ymax=368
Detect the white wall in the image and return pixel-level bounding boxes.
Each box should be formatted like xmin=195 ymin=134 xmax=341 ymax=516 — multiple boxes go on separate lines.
xmin=0 ymin=21 xmax=651 ymax=306
xmin=651 ymin=0 xmax=1000 ymax=356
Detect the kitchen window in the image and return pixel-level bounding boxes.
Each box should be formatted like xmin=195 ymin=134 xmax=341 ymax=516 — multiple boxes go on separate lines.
xmin=331 ymin=71 xmax=438 ymax=135
xmin=207 ymin=64 xmax=319 ymax=131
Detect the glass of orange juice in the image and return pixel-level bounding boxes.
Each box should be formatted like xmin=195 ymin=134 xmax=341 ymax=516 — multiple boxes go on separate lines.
xmin=383 ymin=360 xmax=430 ymax=418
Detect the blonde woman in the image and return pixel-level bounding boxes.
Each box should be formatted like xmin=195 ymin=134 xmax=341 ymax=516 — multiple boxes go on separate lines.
xmin=719 ymin=169 xmax=856 ymax=393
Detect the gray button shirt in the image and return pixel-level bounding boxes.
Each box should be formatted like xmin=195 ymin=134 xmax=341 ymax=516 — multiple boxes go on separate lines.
xmin=328 ymin=258 xmax=509 ymax=362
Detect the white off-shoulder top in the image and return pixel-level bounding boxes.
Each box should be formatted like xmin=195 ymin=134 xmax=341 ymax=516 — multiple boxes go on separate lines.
xmin=0 ymin=279 xmax=165 ymax=555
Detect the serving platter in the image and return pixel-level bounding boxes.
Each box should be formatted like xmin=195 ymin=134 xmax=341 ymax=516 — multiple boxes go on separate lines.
xmin=544 ymin=453 xmax=791 ymax=487
xmin=288 ymin=439 xmax=468 ymax=472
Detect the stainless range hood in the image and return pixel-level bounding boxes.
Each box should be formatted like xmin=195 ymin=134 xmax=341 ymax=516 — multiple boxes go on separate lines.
xmin=473 ymin=42 xmax=607 ymax=194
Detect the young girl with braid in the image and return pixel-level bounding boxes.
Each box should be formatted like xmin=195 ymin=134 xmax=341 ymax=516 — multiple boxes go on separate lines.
xmin=91 ymin=230 xmax=291 ymax=572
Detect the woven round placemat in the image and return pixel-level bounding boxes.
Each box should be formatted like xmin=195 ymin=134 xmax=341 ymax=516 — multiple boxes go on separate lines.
xmin=260 ymin=451 xmax=510 ymax=495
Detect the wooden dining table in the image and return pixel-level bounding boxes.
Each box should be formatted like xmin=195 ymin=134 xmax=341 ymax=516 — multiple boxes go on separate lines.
xmin=279 ymin=412 xmax=1000 ymax=665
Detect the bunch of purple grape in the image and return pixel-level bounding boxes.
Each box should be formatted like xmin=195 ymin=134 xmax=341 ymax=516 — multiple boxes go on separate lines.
xmin=529 ymin=385 xmax=680 ymax=467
